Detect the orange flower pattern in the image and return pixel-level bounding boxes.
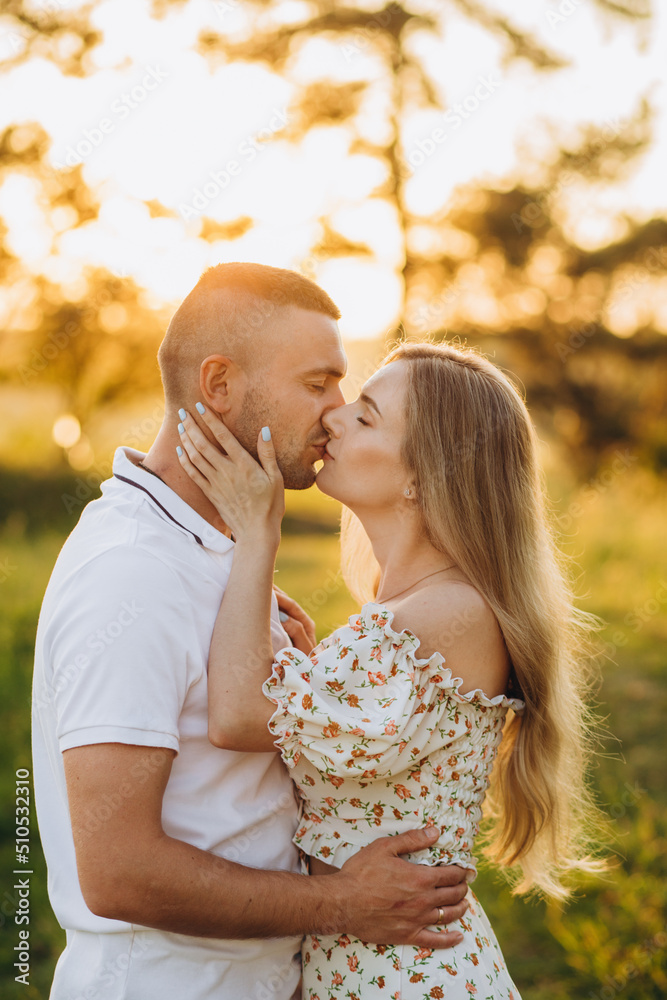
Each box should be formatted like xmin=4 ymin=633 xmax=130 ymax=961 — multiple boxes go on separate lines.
xmin=263 ymin=603 xmax=524 ymax=999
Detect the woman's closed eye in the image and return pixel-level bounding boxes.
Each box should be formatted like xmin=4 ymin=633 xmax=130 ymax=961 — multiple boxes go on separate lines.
xmin=356 ymin=416 xmax=369 ymax=426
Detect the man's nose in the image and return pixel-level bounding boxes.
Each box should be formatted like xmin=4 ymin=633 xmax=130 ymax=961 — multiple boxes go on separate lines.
xmin=322 ymin=386 xmax=346 ymax=429
xmin=322 ymin=402 xmax=344 ymax=436
xmin=328 ymin=383 xmax=346 ymax=409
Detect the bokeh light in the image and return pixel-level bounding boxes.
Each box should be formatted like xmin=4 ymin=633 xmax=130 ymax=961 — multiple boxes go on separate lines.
xmin=51 ymin=414 xmax=81 ymax=449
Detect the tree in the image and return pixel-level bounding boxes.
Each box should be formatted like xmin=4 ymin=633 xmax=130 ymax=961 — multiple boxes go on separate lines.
xmin=191 ymin=0 xmax=662 ymax=472
xmin=1 ymin=0 xmax=661 ymax=473
xmin=401 ymin=104 xmax=667 ymax=473
xmin=0 ymin=123 xmax=167 ymax=424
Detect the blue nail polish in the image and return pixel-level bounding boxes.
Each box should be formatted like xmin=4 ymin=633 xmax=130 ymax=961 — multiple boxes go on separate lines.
xmin=178 ymin=423 xmax=185 ymax=435
xmin=176 ymin=445 xmax=183 ymax=457
xmin=261 ymin=426 xmax=271 ymax=441
xmin=279 ymin=611 xmax=288 ymax=622
xmin=196 ymin=402 xmax=205 ymax=415
xmin=178 ymin=408 xmax=187 ymax=421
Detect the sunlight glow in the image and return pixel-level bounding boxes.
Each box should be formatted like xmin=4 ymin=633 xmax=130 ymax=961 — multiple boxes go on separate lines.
xmin=0 ymin=0 xmax=665 ymax=338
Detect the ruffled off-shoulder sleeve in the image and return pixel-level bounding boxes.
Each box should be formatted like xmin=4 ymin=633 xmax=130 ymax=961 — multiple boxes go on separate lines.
xmin=261 ymin=604 xmax=523 ymax=781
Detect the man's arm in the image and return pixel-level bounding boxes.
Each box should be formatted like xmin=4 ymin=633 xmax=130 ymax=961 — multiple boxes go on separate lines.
xmin=64 ymin=742 xmax=468 ymax=948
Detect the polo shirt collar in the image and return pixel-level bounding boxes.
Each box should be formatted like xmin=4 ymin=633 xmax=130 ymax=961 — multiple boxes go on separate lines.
xmin=109 ymin=447 xmax=235 ymax=555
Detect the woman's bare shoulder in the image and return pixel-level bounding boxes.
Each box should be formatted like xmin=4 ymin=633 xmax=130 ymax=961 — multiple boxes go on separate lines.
xmin=390 ymin=581 xmax=510 ymax=698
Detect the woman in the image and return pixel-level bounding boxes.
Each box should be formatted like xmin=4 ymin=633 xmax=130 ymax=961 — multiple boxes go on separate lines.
xmin=176 ymin=341 xmax=601 ymax=998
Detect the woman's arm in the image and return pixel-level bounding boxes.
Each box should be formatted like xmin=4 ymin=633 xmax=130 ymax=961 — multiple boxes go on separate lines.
xmin=177 ymin=407 xmax=295 ymax=752
xmin=206 ymin=532 xmax=280 ymax=751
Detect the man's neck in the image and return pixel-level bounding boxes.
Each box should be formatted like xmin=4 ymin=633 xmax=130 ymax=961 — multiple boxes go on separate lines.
xmin=137 ymin=429 xmax=233 ymax=538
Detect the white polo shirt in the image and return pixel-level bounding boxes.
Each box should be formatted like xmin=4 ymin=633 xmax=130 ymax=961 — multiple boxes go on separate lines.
xmin=32 ymin=447 xmax=302 ymax=1000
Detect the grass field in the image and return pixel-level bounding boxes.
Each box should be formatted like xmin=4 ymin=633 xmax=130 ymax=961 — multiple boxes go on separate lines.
xmin=1 ymin=468 xmax=665 ymax=998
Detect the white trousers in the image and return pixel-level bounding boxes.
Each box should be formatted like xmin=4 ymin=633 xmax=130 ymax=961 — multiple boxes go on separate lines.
xmin=49 ymin=928 xmax=302 ymax=1000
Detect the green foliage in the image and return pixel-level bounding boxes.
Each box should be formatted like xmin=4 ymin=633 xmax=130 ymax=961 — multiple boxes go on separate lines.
xmin=0 ymin=531 xmax=65 ymax=999
xmin=1 ymin=469 xmax=665 ymax=996
xmin=545 ymin=800 xmax=667 ymax=999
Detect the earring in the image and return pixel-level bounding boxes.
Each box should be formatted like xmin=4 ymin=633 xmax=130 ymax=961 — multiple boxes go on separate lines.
xmin=404 ymin=488 xmax=411 ymax=497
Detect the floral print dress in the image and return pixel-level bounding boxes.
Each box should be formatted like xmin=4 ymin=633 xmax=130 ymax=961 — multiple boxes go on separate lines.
xmin=262 ymin=603 xmax=525 ymax=1000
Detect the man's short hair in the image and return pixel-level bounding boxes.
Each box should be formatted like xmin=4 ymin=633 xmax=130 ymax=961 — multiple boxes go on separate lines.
xmin=158 ymin=262 xmax=341 ymax=406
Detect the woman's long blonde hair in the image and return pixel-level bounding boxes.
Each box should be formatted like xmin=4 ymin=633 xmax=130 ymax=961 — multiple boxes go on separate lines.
xmin=341 ymin=340 xmax=604 ymax=900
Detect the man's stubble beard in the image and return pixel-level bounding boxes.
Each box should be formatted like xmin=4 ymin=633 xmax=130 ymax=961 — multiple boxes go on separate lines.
xmin=235 ymin=387 xmax=318 ymax=491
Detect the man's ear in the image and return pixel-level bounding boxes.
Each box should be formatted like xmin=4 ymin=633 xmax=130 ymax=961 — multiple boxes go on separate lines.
xmin=200 ymin=355 xmax=246 ymax=415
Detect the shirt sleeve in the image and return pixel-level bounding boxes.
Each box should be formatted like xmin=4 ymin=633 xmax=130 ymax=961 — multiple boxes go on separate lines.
xmin=261 ymin=624 xmax=452 ymax=779
xmin=261 ymin=615 xmax=523 ymax=781
xmin=39 ymin=545 xmax=201 ymax=754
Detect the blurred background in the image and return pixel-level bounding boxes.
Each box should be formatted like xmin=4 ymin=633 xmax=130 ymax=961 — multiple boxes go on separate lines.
xmin=0 ymin=0 xmax=666 ymax=996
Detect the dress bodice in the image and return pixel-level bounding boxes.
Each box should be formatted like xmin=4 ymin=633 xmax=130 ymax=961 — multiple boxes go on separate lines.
xmin=262 ymin=603 xmax=525 ymax=878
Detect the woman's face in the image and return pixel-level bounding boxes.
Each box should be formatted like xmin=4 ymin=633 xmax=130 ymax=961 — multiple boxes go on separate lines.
xmin=317 ymin=360 xmax=412 ymax=511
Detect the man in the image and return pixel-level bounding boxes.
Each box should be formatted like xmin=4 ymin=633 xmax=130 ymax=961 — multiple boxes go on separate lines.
xmin=32 ymin=263 xmax=468 ymax=1000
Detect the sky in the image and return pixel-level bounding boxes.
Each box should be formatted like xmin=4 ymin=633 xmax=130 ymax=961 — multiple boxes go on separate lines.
xmin=0 ymin=0 xmax=665 ymax=339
